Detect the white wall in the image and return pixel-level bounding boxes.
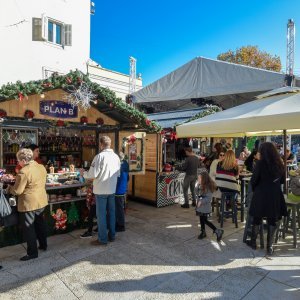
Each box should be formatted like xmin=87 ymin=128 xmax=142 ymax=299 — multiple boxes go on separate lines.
xmin=0 ymin=0 xmax=90 ymax=85
xmin=88 ymin=65 xmax=143 ymax=100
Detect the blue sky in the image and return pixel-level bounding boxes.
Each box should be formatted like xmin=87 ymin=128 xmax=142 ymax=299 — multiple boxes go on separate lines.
xmin=90 ymin=0 xmax=300 ymax=86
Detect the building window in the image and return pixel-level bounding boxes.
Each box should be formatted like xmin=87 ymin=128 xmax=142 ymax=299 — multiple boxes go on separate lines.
xmin=32 ymin=16 xmax=72 ymax=47
xmin=47 ymin=20 xmax=62 ymax=45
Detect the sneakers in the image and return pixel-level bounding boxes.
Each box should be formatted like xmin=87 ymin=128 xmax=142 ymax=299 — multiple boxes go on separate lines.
xmin=214 ymin=228 xmax=224 ymax=242
xmin=198 ymin=230 xmax=207 ymax=239
xmin=80 ymin=231 xmax=93 ymax=238
xmin=181 ymin=204 xmax=190 ymax=208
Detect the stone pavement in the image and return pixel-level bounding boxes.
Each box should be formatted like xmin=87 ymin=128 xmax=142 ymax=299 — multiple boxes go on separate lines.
xmin=0 ymin=201 xmax=300 ymax=299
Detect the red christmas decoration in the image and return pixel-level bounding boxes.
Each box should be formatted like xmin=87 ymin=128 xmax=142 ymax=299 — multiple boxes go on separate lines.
xmin=66 ymin=77 xmax=72 ymax=84
xmin=80 ymin=116 xmax=88 ymax=124
xmin=145 ymin=119 xmax=151 ymax=126
xmin=96 ymin=118 xmax=104 ymax=126
xmin=128 ymin=135 xmax=136 ymax=144
xmin=18 ymin=92 xmax=24 ymax=101
xmin=77 ymin=77 xmax=83 ymax=84
xmin=24 ymin=110 xmax=34 ymax=119
xmin=0 ymin=109 xmax=7 ymax=118
xmin=42 ymin=82 xmax=52 ymax=88
xmin=165 ymin=178 xmax=172 ymax=184
xmin=52 ymin=209 xmax=67 ymax=230
xmin=56 ymin=120 xmax=65 ymax=127
xmin=170 ymin=131 xmax=177 ymax=141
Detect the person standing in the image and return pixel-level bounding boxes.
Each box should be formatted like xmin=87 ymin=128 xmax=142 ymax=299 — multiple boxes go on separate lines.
xmin=83 ymin=136 xmax=120 ymax=246
xmin=15 ymin=144 xmax=42 ymax=174
xmin=196 ymin=170 xmax=224 ymax=241
xmin=9 ymin=149 xmax=48 ymax=261
xmin=247 ymin=142 xmax=287 ymax=255
xmin=177 ymin=147 xmax=200 ymax=208
xmin=115 ymin=152 xmax=129 ymax=232
xmin=239 ymin=146 xmax=250 ymax=161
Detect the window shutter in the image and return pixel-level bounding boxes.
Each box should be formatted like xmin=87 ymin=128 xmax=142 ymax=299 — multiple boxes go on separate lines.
xmin=41 ymin=14 xmax=48 ymax=40
xmin=32 ymin=18 xmax=43 ymax=41
xmin=64 ymin=24 xmax=72 ymax=46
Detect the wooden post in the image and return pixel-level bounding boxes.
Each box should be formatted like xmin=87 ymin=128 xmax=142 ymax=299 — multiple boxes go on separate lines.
xmin=283 ymin=129 xmax=288 ymax=194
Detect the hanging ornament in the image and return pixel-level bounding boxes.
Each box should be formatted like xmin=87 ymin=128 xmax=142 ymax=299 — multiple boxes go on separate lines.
xmin=145 ymin=119 xmax=151 ymax=126
xmin=67 ymin=202 xmax=79 ymax=225
xmin=128 ymin=134 xmax=136 ymax=144
xmin=64 ymin=82 xmax=97 ymax=110
xmin=24 ymin=110 xmax=34 ymax=121
xmin=52 ymin=209 xmax=67 ymax=230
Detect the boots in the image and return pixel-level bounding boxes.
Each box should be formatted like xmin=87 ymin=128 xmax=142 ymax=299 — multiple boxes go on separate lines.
xmin=246 ymin=225 xmax=260 ymax=250
xmin=267 ymin=225 xmax=277 ymax=256
xmin=198 ymin=230 xmax=207 ymax=239
xmin=214 ymin=228 xmax=224 ymax=242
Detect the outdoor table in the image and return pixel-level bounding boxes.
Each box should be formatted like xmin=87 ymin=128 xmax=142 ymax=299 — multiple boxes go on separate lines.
xmin=239 ymin=173 xmax=252 ymax=222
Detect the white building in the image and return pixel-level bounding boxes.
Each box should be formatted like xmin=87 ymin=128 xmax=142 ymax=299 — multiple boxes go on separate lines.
xmin=88 ymin=62 xmax=143 ymax=100
xmin=0 ymin=0 xmax=91 ymax=85
xmin=0 ymin=0 xmax=142 ymax=99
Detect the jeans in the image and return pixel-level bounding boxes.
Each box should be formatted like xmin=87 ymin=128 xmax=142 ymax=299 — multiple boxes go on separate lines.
xmin=95 ymin=194 xmax=116 ymax=243
xmin=115 ymin=195 xmax=125 ymax=229
xmin=19 ymin=207 xmax=47 ymax=256
xmin=183 ymin=175 xmax=197 ymax=205
xmin=200 ymin=215 xmax=216 ymax=232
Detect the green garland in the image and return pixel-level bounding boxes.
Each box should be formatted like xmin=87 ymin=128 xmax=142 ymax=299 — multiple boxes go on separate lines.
xmin=0 ymin=70 xmax=161 ymax=133
xmin=175 ymin=105 xmax=222 ymax=127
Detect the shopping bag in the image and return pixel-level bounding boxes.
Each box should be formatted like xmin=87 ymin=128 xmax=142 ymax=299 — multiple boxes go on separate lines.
xmin=0 ymin=188 xmax=12 ymax=218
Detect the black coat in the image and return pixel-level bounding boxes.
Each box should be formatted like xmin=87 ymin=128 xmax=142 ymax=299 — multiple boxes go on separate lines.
xmin=249 ymin=160 xmax=287 ymax=219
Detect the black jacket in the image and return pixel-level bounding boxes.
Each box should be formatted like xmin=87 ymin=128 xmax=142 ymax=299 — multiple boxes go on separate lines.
xmin=249 ymin=160 xmax=287 ymax=219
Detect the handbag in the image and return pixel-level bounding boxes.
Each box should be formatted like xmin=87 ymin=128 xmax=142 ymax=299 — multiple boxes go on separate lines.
xmin=0 ymin=187 xmax=12 ymax=218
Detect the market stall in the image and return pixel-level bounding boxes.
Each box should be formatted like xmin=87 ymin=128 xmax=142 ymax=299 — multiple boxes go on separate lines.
xmin=0 ymin=71 xmax=160 ymax=247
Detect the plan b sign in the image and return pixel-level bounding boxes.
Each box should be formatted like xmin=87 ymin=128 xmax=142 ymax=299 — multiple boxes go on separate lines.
xmin=40 ymin=101 xmax=78 ymax=119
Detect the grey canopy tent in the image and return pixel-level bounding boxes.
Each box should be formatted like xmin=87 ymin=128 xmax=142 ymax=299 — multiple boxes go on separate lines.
xmin=133 ymin=57 xmax=287 ymax=110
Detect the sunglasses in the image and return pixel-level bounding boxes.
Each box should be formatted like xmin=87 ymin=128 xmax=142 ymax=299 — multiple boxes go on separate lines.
xmin=219 ymin=154 xmax=225 ymax=157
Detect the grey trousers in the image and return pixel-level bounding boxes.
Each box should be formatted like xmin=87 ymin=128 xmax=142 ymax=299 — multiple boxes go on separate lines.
xmin=183 ymin=175 xmax=197 ymax=205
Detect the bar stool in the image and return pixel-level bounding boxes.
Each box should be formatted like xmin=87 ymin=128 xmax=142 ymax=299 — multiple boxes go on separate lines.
xmin=219 ymin=191 xmax=238 ymax=228
xmin=275 ymin=193 xmax=300 ymax=248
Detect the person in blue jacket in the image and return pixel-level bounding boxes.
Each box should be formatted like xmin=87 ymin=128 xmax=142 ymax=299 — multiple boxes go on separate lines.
xmin=115 ymin=152 xmax=129 ymax=232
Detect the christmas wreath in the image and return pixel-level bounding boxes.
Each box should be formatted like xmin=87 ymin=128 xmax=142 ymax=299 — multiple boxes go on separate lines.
xmin=0 ymin=109 xmax=7 ymax=118
xmin=96 ymin=117 xmax=104 ymax=126
xmin=80 ymin=116 xmax=88 ymax=124
xmin=24 ymin=110 xmax=34 ymax=120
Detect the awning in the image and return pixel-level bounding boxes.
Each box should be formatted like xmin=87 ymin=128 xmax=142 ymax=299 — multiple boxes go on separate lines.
xmin=176 ymin=87 xmax=300 ymax=138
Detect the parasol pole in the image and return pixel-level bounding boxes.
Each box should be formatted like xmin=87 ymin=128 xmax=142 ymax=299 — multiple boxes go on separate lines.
xmin=283 ymin=129 xmax=288 ymax=194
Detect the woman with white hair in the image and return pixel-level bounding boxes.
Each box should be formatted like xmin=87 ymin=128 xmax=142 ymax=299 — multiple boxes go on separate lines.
xmin=9 ymin=148 xmax=48 ymax=261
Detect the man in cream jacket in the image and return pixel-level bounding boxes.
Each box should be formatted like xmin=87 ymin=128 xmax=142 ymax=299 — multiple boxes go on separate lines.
xmin=83 ymin=136 xmax=120 ymax=245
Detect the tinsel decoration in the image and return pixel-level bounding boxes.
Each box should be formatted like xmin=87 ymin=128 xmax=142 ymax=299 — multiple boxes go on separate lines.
xmin=67 ymin=202 xmax=79 ymax=225
xmin=64 ymin=82 xmax=97 ymax=110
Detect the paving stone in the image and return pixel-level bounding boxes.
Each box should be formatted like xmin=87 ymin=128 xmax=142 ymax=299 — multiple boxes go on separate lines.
xmin=243 ymin=277 xmax=300 ymax=300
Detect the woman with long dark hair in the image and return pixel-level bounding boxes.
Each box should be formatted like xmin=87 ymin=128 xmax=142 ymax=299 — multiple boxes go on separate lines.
xmin=247 ymin=142 xmax=287 ymax=255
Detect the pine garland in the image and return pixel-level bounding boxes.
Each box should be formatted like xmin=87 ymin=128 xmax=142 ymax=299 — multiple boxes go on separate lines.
xmin=0 ymin=70 xmax=161 ymax=133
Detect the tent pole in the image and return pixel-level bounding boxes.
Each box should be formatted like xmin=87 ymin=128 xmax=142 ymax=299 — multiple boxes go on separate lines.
xmin=283 ymin=129 xmax=287 ymax=194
